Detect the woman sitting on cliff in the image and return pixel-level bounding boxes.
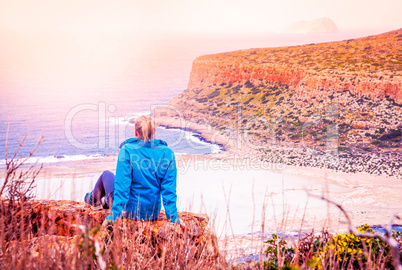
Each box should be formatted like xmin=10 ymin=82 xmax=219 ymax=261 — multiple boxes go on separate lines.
xmin=84 ymin=115 xmax=184 ymax=229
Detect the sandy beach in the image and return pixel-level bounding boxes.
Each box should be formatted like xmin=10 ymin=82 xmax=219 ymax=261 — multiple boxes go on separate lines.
xmin=30 ymin=152 xmax=401 ymax=233
xmin=18 ymin=150 xmax=398 ymax=258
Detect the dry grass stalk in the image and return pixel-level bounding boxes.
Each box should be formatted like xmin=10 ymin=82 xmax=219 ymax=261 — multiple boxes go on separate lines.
xmin=306 ymin=189 xmax=402 ymax=270
xmin=1 ymin=122 xmax=44 ymax=202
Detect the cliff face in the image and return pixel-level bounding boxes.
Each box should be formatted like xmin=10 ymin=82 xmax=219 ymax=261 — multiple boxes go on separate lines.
xmin=188 ymin=59 xmax=400 ymax=103
xmin=164 ymin=29 xmax=401 ymax=173
xmin=187 ymin=28 xmax=402 ymax=103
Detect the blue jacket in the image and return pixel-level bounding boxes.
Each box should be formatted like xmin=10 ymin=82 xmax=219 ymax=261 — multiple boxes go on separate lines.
xmin=105 ymin=138 xmax=180 ymax=224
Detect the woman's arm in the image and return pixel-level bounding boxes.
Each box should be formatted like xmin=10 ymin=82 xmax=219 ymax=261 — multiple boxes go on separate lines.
xmin=105 ymin=147 xmax=132 ymax=223
xmin=160 ymin=155 xmax=180 ymax=223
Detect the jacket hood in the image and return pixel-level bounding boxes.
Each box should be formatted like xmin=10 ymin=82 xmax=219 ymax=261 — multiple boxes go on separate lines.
xmin=119 ymin=138 xmax=168 ymax=148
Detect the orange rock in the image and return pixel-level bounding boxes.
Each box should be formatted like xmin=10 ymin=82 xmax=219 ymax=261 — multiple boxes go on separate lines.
xmin=186 ymin=29 xmax=402 ymax=104
xmin=351 ymin=121 xmax=368 ymax=129
xmin=2 ymin=199 xmax=219 ymax=261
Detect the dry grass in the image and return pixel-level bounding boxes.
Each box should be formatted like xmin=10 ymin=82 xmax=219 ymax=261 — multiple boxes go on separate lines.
xmin=1 ymin=205 xmax=400 ymax=270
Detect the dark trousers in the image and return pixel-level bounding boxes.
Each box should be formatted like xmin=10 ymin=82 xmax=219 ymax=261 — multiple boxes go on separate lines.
xmin=92 ymin=170 xmax=115 ymax=208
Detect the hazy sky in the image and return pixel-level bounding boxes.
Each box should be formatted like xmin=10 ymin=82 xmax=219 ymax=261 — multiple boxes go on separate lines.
xmin=0 ymin=0 xmax=401 ymax=34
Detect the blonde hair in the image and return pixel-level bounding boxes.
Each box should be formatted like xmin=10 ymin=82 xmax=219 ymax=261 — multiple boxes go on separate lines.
xmin=135 ymin=115 xmax=156 ymax=142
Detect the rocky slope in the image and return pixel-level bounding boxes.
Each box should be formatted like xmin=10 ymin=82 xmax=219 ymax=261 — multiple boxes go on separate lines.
xmin=9 ymin=199 xmax=214 ymax=239
xmin=185 ymin=29 xmax=401 ymax=103
xmin=163 ymin=29 xmax=402 ymax=177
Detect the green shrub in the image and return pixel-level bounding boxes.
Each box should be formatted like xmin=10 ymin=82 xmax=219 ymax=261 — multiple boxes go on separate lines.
xmin=261 ymin=225 xmax=402 ymax=270
xmin=312 ymin=224 xmax=400 ymax=269
xmin=263 ymin=234 xmax=295 ymax=269
xmin=207 ymin=89 xmax=221 ymax=99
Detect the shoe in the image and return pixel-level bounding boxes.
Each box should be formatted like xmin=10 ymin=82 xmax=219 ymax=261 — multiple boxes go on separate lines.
xmin=85 ymin=192 xmax=102 ymax=210
xmin=84 ymin=192 xmax=93 ymax=205
xmin=91 ymin=204 xmax=103 ymax=211
xmin=101 ymin=196 xmax=109 ymax=209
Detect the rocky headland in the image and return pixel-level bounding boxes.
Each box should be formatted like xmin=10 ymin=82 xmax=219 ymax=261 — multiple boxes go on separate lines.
xmin=157 ymin=29 xmax=402 ymax=177
xmin=1 ymin=200 xmax=220 ymax=268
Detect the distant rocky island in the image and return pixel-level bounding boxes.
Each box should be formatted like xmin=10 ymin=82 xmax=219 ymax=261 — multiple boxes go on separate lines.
xmin=283 ymin=17 xmax=339 ymax=34
xmin=159 ymin=29 xmax=402 ymax=177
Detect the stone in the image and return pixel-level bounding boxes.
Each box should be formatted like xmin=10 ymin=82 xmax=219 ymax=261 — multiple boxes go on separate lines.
xmin=3 ymin=200 xmax=219 ymax=261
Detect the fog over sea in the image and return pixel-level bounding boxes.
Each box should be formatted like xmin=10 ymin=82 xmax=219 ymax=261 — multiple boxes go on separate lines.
xmin=0 ymin=30 xmax=380 ymax=163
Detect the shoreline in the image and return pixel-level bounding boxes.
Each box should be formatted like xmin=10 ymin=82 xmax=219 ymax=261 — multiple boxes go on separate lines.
xmin=155 ymin=114 xmax=401 ymax=179
xmin=23 ymin=149 xmax=401 ymax=227
xmin=0 ymin=124 xmax=225 ymax=167
xmin=158 ymin=124 xmax=226 ymax=153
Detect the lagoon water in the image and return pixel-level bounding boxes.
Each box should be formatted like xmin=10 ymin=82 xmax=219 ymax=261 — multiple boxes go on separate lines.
xmin=0 ymin=30 xmax=381 ymax=162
